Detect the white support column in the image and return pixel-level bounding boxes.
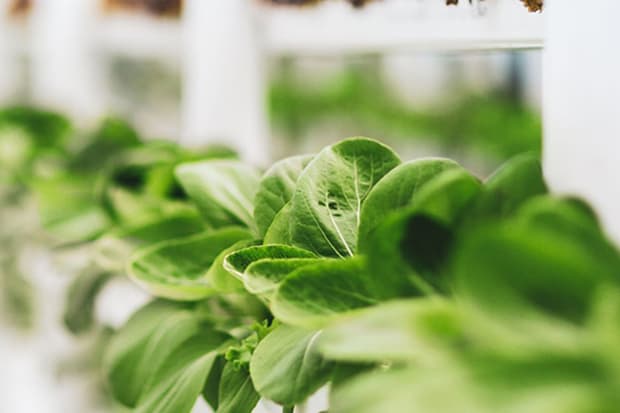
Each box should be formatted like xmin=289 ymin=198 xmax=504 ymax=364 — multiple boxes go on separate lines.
xmin=543 ymin=0 xmax=620 ymax=244
xmin=181 ymin=0 xmax=269 ymax=166
xmin=0 ymin=0 xmax=18 ymax=102
xmin=30 ymin=0 xmax=104 ymax=125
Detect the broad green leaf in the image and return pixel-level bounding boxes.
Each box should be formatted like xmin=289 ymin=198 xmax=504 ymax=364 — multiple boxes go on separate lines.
xmin=128 ymin=227 xmax=252 ymax=300
xmin=290 ymin=138 xmax=400 ymax=257
xmin=63 ymin=269 xmax=113 ymax=334
xmin=515 ymin=196 xmax=602 ymax=236
xmin=409 ymin=168 xmax=482 ymax=225
xmin=224 ymin=244 xmax=316 ymax=282
xmin=363 ymin=211 xmax=452 ymax=295
xmin=468 ymin=152 xmax=547 ymax=222
xmin=318 ymin=299 xmax=462 ymax=363
xmin=272 ymin=257 xmax=399 ymax=327
xmin=331 ymin=357 xmax=607 ymax=413
xmin=244 ymin=258 xmax=325 ymax=299
xmin=206 ymin=239 xmax=261 ymax=293
xmin=176 ymin=160 xmax=261 ymax=231
xmin=250 ymin=325 xmax=333 ymax=405
xmin=254 ymin=155 xmax=313 ymax=237
xmin=32 ymin=174 xmax=111 ymax=243
xmin=216 ymin=363 xmax=260 ymax=413
xmin=514 ymin=197 xmax=620 ymax=275
xmin=94 ymin=210 xmax=207 ymax=271
xmin=453 ymin=221 xmax=620 ymax=327
xmin=103 ymin=301 xmax=197 ymax=407
xmin=362 ymin=168 xmax=481 ymax=294
xmin=358 ymin=158 xmax=460 ymax=250
xmin=263 ymin=202 xmax=293 ymax=244
xmin=135 ymin=330 xmax=229 ymax=413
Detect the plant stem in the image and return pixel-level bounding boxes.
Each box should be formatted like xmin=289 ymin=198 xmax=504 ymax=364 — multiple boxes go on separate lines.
xmin=282 ymin=406 xmax=294 ymax=413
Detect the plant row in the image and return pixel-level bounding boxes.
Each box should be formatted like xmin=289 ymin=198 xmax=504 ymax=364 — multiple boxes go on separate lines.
xmin=1 ymin=106 xmax=619 ymax=413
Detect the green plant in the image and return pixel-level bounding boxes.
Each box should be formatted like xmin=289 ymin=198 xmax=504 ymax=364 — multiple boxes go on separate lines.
xmin=97 ymin=137 xmax=618 ymax=412
xmin=5 ymin=108 xmax=618 ymax=412
xmin=269 ymin=66 xmax=541 ymax=167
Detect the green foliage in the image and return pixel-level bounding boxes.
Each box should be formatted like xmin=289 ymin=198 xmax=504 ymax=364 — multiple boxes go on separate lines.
xmin=7 ymin=114 xmax=620 ymax=413
xmin=254 ymin=154 xmax=314 ymax=237
xmin=176 ymin=160 xmax=261 ymax=232
xmin=289 ymin=137 xmax=400 ymax=257
xmin=269 ymin=66 xmax=542 ymax=164
xmin=250 ymin=325 xmax=333 ymax=406
xmin=128 ymin=227 xmax=253 ymax=301
xmin=357 ymin=158 xmax=461 ymax=251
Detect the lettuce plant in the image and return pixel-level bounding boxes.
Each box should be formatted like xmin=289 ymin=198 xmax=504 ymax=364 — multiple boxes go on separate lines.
xmin=6 ymin=118 xmax=619 ymax=413
xmin=94 ymin=136 xmax=620 ymax=413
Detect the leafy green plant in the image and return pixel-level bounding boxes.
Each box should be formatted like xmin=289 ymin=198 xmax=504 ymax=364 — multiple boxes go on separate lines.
xmin=6 ymin=112 xmax=619 ymax=413
xmin=88 ymin=135 xmax=620 ymax=412
xmin=269 ymin=66 xmax=542 ymax=167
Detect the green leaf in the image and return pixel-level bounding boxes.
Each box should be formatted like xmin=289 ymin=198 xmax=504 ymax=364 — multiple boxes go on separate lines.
xmin=93 ymin=210 xmax=207 ymax=271
xmin=408 ymin=168 xmax=482 ymax=225
xmin=63 ymin=269 xmax=113 ymax=334
xmin=203 ymin=356 xmax=226 ymax=410
xmin=216 ymin=362 xmax=260 ymax=413
xmin=290 ymin=138 xmax=400 ymax=257
xmin=361 ymin=168 xmax=482 ymax=294
xmin=128 ymin=227 xmax=252 ymax=301
xmin=515 ymin=196 xmax=602 ymax=236
xmin=453 ymin=220 xmax=620 ymax=327
xmin=135 ymin=331 xmax=229 ymax=413
xmin=32 ymin=174 xmax=111 ymax=243
xmin=175 ymin=160 xmax=261 ymax=231
xmin=254 ymin=155 xmax=314 ymax=237
xmin=272 ymin=257 xmax=398 ymax=327
xmin=206 ymin=239 xmax=261 ymax=293
xmin=358 ymin=158 xmax=460 ymax=250
xmin=244 ymin=258 xmax=325 ymax=299
xmin=224 ymin=244 xmax=316 ymax=282
xmin=103 ymin=301 xmax=200 ymax=407
xmin=263 ymin=202 xmax=293 ymax=244
xmin=250 ymin=325 xmax=333 ymax=406
xmin=97 ymin=142 xmax=188 ymax=218
xmin=330 ymin=358 xmax=608 ymax=413
xmin=318 ymin=299 xmax=462 ymax=363
xmin=468 ymin=153 xmax=547 ymax=221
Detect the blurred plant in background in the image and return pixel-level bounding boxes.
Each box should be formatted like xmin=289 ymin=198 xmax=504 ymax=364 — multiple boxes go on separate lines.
xmin=269 ymin=59 xmax=541 ymax=172
xmin=0 ymin=107 xmax=72 ymax=329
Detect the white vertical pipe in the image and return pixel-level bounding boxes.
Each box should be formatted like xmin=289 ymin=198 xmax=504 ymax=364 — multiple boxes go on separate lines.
xmin=543 ymin=0 xmax=620 ymax=244
xmin=0 ymin=0 xmax=17 ymax=102
xmin=181 ymin=0 xmax=269 ymax=165
xmin=30 ymin=0 xmax=104 ymax=125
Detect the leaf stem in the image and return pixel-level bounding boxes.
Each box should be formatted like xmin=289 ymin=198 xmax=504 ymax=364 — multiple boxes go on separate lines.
xmin=282 ymin=406 xmax=295 ymax=413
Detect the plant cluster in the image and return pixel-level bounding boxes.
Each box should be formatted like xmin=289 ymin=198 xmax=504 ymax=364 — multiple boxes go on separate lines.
xmin=3 ymin=108 xmax=620 ymax=413
xmin=270 ymin=65 xmax=541 ymax=165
